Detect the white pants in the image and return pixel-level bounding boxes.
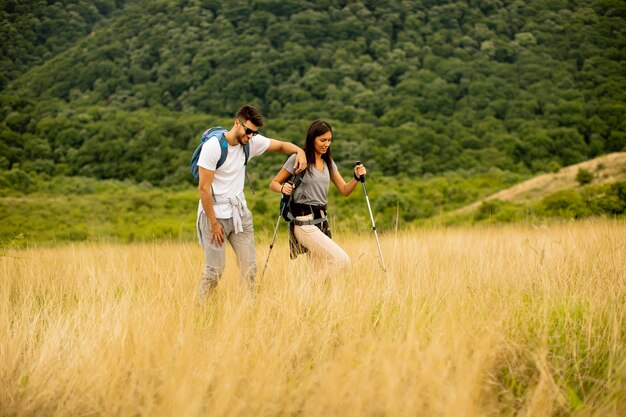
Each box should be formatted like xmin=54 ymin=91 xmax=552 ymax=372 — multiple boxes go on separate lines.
xmin=294 ymin=214 xmax=351 ymax=271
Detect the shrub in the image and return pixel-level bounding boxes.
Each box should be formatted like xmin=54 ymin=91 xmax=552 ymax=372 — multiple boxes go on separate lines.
xmin=548 ymin=161 xmax=561 ymax=173
xmin=22 ymin=159 xmax=56 ymax=175
xmin=575 ymin=168 xmax=593 ymax=185
xmin=474 ymin=200 xmax=502 ymax=221
xmin=583 ymin=181 xmax=626 ymax=215
xmin=494 ymin=204 xmax=522 ymax=223
xmin=538 ymin=189 xmax=590 ymax=218
xmin=474 ymin=200 xmax=521 ymax=223
xmin=0 ymin=169 xmax=34 ymax=193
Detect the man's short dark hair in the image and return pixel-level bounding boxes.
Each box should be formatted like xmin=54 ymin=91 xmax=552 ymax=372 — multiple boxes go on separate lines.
xmin=236 ymin=105 xmax=264 ymax=127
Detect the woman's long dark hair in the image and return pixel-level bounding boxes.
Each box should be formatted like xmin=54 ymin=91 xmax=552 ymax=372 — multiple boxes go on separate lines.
xmin=304 ymin=120 xmax=333 ymax=175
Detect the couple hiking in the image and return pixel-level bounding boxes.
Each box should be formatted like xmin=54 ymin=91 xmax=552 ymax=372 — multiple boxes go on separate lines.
xmin=195 ymin=104 xmax=367 ymax=300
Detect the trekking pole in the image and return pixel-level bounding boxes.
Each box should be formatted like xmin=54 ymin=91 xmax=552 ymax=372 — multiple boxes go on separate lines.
xmin=260 ymin=180 xmax=292 ymax=279
xmin=356 ymin=161 xmax=386 ymax=272
xmin=260 ymin=211 xmax=282 ymax=279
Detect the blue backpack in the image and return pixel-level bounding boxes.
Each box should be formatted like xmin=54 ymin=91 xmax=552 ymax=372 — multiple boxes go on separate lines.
xmin=190 ymin=126 xmax=250 ymax=181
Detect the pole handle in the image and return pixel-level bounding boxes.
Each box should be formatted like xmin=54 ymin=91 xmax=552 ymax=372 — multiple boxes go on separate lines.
xmin=355 ymin=161 xmax=365 ymax=183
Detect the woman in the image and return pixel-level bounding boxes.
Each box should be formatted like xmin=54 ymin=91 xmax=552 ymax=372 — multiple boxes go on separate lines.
xmin=269 ymin=120 xmax=367 ymax=272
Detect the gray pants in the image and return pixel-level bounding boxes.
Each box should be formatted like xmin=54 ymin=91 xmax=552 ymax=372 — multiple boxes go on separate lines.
xmin=197 ymin=210 xmax=256 ymax=297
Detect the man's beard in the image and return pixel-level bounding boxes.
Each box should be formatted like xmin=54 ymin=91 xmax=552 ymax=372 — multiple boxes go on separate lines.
xmin=237 ymin=134 xmax=248 ymax=146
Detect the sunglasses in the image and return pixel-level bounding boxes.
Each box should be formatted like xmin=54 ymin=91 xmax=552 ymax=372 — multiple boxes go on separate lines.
xmin=238 ymin=119 xmax=259 ymax=136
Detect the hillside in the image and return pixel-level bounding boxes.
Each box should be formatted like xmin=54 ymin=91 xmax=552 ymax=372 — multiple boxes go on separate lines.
xmin=444 ymin=152 xmax=626 ymax=219
xmin=1 ymin=0 xmax=625 ymax=187
xmin=480 ymin=152 xmax=626 ymax=202
xmin=0 ymin=0 xmax=129 ymax=90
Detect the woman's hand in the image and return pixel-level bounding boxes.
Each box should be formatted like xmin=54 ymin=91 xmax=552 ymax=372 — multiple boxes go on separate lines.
xmin=281 ymin=182 xmax=293 ymax=196
xmin=270 ymin=168 xmax=294 ymax=195
xmin=354 ymin=164 xmax=367 ymax=180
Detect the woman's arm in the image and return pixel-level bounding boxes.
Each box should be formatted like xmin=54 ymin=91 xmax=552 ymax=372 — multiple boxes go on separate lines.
xmin=331 ymin=164 xmax=367 ymax=197
xmin=270 ymin=168 xmax=295 ymax=195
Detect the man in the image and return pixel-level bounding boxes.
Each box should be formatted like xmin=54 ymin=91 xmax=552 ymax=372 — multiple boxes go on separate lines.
xmin=196 ymin=104 xmax=306 ymax=299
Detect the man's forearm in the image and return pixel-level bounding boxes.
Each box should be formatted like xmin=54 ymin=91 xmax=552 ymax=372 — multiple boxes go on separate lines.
xmin=199 ymin=189 xmax=218 ymax=226
xmin=279 ymin=141 xmax=302 ymax=156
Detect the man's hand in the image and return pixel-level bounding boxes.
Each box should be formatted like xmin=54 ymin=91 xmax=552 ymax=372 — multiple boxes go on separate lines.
xmin=294 ymin=149 xmax=307 ymax=174
xmin=210 ymin=221 xmax=225 ymax=246
xmin=266 ymin=139 xmax=307 ymax=173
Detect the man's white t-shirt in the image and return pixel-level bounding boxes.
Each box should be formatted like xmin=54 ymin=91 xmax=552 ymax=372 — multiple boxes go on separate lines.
xmin=197 ymin=132 xmax=270 ymax=219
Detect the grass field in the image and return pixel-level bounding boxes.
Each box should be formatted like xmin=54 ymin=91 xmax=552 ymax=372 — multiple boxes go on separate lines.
xmin=1 ymin=220 xmax=625 ymax=416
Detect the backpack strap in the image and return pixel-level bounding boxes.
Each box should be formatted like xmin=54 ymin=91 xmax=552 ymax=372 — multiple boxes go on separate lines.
xmin=293 ymin=217 xmax=327 ymax=226
xmin=292 ymin=170 xmax=305 ymax=188
xmin=215 ymin=133 xmax=229 ymax=170
xmin=208 ymin=132 xmax=228 ymax=202
xmin=243 ymin=143 xmax=250 ymax=165
xmin=242 ymin=143 xmax=254 ymax=195
xmin=281 ymin=170 xmax=306 ymax=222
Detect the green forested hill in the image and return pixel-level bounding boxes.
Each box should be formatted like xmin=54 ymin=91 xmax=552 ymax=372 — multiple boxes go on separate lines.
xmin=0 ymin=0 xmax=129 ymax=90
xmin=1 ymin=0 xmax=625 ymax=186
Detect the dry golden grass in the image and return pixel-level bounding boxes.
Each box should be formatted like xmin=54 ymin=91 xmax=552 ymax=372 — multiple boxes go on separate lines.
xmin=1 ymin=220 xmax=625 ymax=416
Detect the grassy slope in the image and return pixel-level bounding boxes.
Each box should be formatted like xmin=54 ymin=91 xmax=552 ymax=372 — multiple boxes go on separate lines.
xmin=443 ymin=152 xmax=626 ymax=218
